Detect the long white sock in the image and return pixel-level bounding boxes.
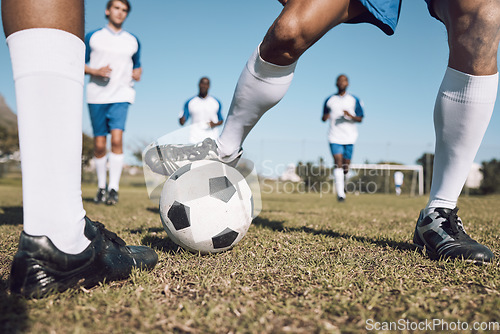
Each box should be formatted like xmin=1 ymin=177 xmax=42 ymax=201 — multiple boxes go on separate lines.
xmin=217 ymin=45 xmax=296 ymax=157
xmin=334 ymin=168 xmax=346 ymax=199
xmin=108 ymin=152 xmax=124 ymax=191
xmin=94 ymin=155 xmax=108 ymax=189
xmin=8 ymin=28 xmax=90 ymax=254
xmin=426 ymin=67 xmax=498 ymax=214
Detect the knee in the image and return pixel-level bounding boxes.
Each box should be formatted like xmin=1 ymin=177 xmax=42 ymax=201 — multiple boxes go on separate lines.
xmin=110 ymin=137 xmax=122 ymax=151
xmin=94 ymin=141 xmax=106 ymax=157
xmin=444 ymin=1 xmax=500 ymax=45
xmin=261 ymin=16 xmax=310 ymax=64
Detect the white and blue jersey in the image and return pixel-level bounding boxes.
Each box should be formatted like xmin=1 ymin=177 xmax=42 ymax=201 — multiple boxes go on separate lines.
xmin=182 ymin=95 xmax=223 ymax=143
xmin=323 ymin=93 xmax=364 ymax=145
xmin=85 ymin=27 xmax=141 ymax=104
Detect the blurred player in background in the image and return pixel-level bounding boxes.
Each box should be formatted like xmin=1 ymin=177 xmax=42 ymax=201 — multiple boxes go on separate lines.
xmin=322 ymin=74 xmax=364 ymax=202
xmin=180 ymin=77 xmax=224 ymax=144
xmin=3 ymin=0 xmax=157 ymax=298
xmin=394 ymin=171 xmax=404 ymax=196
xmin=85 ymin=0 xmax=142 ymax=205
xmin=146 ymin=0 xmax=499 ymax=264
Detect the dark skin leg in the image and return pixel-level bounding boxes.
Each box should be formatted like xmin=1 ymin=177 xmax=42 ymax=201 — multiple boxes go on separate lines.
xmin=432 ymin=0 xmax=500 ymax=75
xmin=333 ymin=154 xmax=350 ymax=174
xmin=260 ymin=0 xmax=367 ymax=65
xmin=2 ymin=0 xmax=84 ymax=39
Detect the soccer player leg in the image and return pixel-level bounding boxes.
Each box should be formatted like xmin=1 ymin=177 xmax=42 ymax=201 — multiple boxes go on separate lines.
xmin=331 ymin=144 xmax=346 ymax=200
xmin=217 ymin=0 xmax=368 ymax=158
xmin=107 ymin=103 xmax=128 ymax=203
xmin=3 ymin=0 xmax=157 ymax=297
xmin=89 ymin=104 xmax=109 ymax=202
xmin=414 ymin=0 xmax=499 ymax=262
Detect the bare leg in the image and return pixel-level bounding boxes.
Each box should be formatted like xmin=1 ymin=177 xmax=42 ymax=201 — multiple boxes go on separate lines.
xmin=2 ymin=0 xmax=84 ymax=38
xmin=414 ymin=0 xmax=498 ymax=263
xmin=218 ymin=0 xmax=367 ymax=155
xmin=428 ymin=0 xmax=500 ymax=210
xmin=260 ymin=0 xmax=366 ymax=65
xmin=433 ymin=0 xmax=500 ymax=75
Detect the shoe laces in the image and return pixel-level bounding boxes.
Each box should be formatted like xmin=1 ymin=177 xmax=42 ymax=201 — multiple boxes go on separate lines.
xmin=435 ymin=207 xmax=467 ymax=239
xmin=94 ymin=221 xmax=126 ymax=246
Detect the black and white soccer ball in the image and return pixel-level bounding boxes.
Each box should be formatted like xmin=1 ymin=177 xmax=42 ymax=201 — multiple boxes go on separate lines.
xmin=159 ymin=160 xmax=253 ymax=254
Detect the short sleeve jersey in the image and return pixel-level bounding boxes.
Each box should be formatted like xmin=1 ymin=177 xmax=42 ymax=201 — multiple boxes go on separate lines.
xmin=182 ymin=95 xmax=223 ymax=143
xmin=323 ymin=93 xmax=364 ymax=145
xmin=85 ymin=27 xmax=141 ymax=104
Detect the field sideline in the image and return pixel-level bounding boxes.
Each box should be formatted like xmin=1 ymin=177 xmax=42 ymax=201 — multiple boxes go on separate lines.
xmin=1 ymin=176 xmax=500 ymax=333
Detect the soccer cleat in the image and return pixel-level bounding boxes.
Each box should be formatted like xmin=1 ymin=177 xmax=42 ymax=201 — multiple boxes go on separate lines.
xmin=337 ymin=196 xmax=345 ymax=203
xmin=143 ymin=137 xmax=242 ymax=176
xmin=94 ymin=188 xmax=107 ymax=204
xmin=413 ymin=207 xmax=494 ymax=263
xmin=106 ymin=189 xmax=119 ymax=205
xmin=9 ymin=217 xmax=158 ymax=298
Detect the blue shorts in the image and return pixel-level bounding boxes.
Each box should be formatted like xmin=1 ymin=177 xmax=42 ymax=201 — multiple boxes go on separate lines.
xmin=347 ymin=0 xmax=402 ymax=36
xmin=88 ymin=103 xmax=130 ymax=136
xmin=330 ymin=143 xmax=354 ymax=160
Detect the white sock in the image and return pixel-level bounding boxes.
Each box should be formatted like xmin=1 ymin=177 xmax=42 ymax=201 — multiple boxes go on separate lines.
xmin=108 ymin=152 xmax=124 ymax=191
xmin=334 ymin=168 xmax=346 ymax=198
xmin=426 ymin=67 xmax=498 ymax=215
xmin=94 ymin=155 xmax=108 ymax=189
xmin=8 ymin=28 xmax=90 ymax=254
xmin=217 ymin=44 xmax=296 ymax=157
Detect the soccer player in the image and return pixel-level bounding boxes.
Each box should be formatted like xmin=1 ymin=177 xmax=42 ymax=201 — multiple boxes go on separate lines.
xmin=85 ymin=0 xmax=142 ymax=205
xmin=3 ymin=0 xmax=157 ymax=298
xmin=146 ymin=0 xmax=499 ymax=263
xmin=322 ymin=74 xmax=364 ymax=202
xmin=179 ymin=77 xmax=224 ymax=144
xmin=394 ymin=171 xmax=404 ymax=196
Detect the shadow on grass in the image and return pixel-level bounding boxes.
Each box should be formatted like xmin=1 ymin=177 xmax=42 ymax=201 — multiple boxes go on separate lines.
xmin=0 ymin=279 xmax=29 ymax=333
xmin=142 ymin=235 xmax=182 ymax=254
xmin=146 ymin=207 xmax=159 ymax=214
xmin=253 ymin=216 xmax=417 ymax=252
xmin=0 ymin=206 xmax=23 ymax=226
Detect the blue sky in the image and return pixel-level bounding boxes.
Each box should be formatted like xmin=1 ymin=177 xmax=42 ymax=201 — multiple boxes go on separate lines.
xmin=1 ymin=1 xmax=499 ymax=176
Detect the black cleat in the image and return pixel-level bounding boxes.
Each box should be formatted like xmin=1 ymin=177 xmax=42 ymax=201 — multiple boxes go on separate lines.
xmin=9 ymin=217 xmax=158 ymax=298
xmin=94 ymin=188 xmax=107 ymax=204
xmin=413 ymin=207 xmax=494 ymax=264
xmin=106 ymin=189 xmax=119 ymax=205
xmin=337 ymin=196 xmax=345 ymax=203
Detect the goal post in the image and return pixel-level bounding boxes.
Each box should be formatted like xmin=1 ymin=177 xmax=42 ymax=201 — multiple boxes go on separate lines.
xmin=348 ymin=164 xmax=424 ymax=196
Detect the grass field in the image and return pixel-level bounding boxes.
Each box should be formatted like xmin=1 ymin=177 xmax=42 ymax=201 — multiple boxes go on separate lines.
xmin=1 ymin=175 xmax=500 ymax=333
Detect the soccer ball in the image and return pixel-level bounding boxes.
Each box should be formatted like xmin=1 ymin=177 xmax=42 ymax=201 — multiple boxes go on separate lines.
xmin=159 ymin=160 xmax=253 ymax=254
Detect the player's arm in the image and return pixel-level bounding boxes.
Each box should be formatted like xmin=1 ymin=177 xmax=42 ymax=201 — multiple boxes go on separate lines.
xmin=179 ymin=99 xmax=191 ymax=126
xmin=210 ymin=98 xmax=224 ymax=128
xmin=131 ymin=37 xmax=142 ymax=81
xmin=322 ymin=98 xmax=330 ymax=122
xmin=343 ymin=110 xmax=363 ymax=122
xmin=85 ymin=64 xmax=112 ymax=78
xmin=132 ymin=67 xmax=142 ymax=81
xmin=344 ymin=96 xmax=364 ymax=123
xmin=209 ymin=120 xmax=223 ymax=128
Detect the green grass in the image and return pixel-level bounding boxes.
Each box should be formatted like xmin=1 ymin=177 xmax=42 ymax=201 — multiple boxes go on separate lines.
xmin=1 ymin=177 xmax=500 ymax=333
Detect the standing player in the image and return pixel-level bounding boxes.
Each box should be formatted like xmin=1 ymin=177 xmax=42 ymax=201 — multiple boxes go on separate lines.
xmin=394 ymin=171 xmax=404 ymax=196
xmin=85 ymin=0 xmax=142 ymax=205
xmin=180 ymin=77 xmax=224 ymax=144
xmin=3 ymin=0 xmax=157 ymax=298
xmin=145 ymin=0 xmax=499 ymax=263
xmin=322 ymin=74 xmax=364 ymax=202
